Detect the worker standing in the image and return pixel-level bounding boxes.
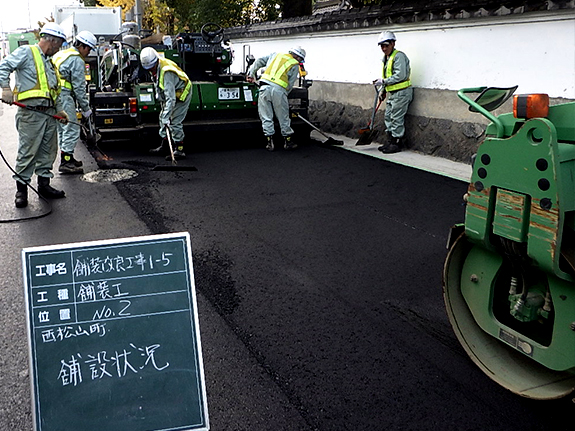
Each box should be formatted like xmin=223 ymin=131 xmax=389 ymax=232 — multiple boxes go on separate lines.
xmin=140 ymin=47 xmax=192 ymax=160
xmin=0 ymin=23 xmax=69 ymax=208
xmin=53 ymin=30 xmax=97 ymax=174
xmin=246 ymin=47 xmax=306 ymax=151
xmin=374 ymin=31 xmax=413 ymax=154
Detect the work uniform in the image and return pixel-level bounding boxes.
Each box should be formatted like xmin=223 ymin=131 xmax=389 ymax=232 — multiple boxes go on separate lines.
xmin=382 ymin=49 xmax=413 ymax=139
xmin=53 ymin=47 xmax=90 ymax=159
xmin=153 ymin=57 xmax=192 ymax=143
xmin=247 ymin=52 xmax=300 ymax=138
xmin=0 ymin=44 xmax=63 ymax=184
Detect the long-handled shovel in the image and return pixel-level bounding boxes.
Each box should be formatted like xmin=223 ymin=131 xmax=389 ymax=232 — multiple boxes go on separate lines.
xmin=356 ymin=85 xmax=384 ymax=146
xmin=293 ymin=112 xmax=344 ymax=145
xmin=151 ymin=125 xmax=197 ymax=172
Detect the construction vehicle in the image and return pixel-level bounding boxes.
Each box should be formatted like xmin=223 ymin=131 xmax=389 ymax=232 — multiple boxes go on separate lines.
xmin=88 ymin=22 xmax=311 ymax=144
xmin=443 ymin=86 xmax=575 ymax=399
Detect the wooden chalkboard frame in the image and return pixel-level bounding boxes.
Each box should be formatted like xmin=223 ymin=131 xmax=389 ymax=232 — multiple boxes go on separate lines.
xmin=22 ymin=232 xmax=209 ymax=431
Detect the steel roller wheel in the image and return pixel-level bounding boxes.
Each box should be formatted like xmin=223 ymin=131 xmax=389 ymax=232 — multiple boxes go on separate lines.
xmin=443 ymin=233 xmax=575 ymax=399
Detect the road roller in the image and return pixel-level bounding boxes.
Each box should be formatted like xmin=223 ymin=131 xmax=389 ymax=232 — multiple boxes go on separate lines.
xmin=444 ymin=86 xmax=575 ymax=399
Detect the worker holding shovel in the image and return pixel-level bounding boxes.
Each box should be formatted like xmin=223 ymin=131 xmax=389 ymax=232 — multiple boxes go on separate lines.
xmin=374 ymin=31 xmax=413 ymax=154
xmin=0 ymin=23 xmax=69 ymax=208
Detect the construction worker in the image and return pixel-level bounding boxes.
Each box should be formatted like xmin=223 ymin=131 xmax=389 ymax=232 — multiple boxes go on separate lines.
xmin=374 ymin=31 xmax=413 ymax=154
xmin=0 ymin=22 xmax=69 ymax=208
xmin=140 ymin=46 xmax=192 ymax=160
xmin=246 ymin=46 xmax=305 ymax=151
xmin=53 ymin=30 xmax=97 ymax=174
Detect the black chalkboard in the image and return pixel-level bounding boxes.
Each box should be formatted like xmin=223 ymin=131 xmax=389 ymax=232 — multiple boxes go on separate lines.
xmin=22 ymin=232 xmax=209 ymax=431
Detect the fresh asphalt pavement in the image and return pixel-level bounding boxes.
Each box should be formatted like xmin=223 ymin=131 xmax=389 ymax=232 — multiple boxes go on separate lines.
xmin=1 ymin=103 xmax=574 ymax=431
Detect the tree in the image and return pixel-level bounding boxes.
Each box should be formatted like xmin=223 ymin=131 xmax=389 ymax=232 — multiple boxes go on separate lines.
xmin=97 ymin=0 xmax=137 ymax=19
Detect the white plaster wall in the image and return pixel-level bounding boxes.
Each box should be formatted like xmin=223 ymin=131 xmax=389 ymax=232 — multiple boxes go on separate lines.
xmin=229 ymin=11 xmax=575 ymax=99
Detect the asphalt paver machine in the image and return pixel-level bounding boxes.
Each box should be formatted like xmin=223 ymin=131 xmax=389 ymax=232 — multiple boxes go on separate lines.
xmin=444 ymin=86 xmax=575 ymax=399
xmin=88 ymin=23 xmax=310 ymax=145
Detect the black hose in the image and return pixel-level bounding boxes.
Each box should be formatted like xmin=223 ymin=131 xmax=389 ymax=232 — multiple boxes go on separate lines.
xmin=0 ymin=145 xmax=52 ymax=222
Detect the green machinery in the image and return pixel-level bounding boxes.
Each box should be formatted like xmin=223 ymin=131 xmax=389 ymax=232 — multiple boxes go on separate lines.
xmin=88 ymin=23 xmax=310 ymax=143
xmin=444 ymin=86 xmax=575 ymax=399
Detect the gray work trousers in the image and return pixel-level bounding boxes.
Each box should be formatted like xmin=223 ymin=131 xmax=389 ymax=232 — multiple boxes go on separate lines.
xmin=14 ymin=106 xmax=58 ymax=183
xmin=384 ymin=87 xmax=413 ymax=138
xmin=257 ymin=83 xmax=294 ymax=137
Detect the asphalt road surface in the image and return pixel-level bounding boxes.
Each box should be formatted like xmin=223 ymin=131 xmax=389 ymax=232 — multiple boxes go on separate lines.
xmin=1 ymin=103 xmax=574 ymax=430
xmin=101 ymin=134 xmax=575 ymax=431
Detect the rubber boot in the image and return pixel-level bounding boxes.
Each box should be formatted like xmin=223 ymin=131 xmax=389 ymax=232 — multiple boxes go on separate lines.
xmin=166 ymin=142 xmax=186 ymax=161
xmin=38 ymin=176 xmax=65 ymax=199
xmin=150 ymin=138 xmax=169 ymax=156
xmin=59 ymin=151 xmax=84 ymax=174
xmin=15 ymin=181 xmax=28 ymax=208
xmin=283 ymin=135 xmax=297 ymax=150
xmin=265 ymin=135 xmax=275 ymax=151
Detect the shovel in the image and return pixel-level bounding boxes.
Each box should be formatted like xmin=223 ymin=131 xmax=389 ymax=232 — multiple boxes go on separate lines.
xmin=293 ymin=112 xmax=344 ymax=146
xmin=356 ymin=85 xmax=384 ymax=146
xmin=151 ymin=125 xmax=197 ymax=172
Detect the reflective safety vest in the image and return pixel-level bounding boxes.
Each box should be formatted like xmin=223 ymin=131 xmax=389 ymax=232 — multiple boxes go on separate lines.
xmin=261 ymin=53 xmax=299 ymax=89
xmin=52 ymin=47 xmax=82 ymax=90
xmin=383 ymin=50 xmax=411 ymax=92
xmin=158 ymin=57 xmax=191 ymax=101
xmin=15 ymin=45 xmax=60 ymax=103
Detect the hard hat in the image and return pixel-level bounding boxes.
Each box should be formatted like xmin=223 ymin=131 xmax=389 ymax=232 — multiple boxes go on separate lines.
xmin=40 ymin=22 xmax=67 ymax=41
xmin=76 ymin=30 xmax=97 ymax=50
xmin=289 ymin=46 xmax=306 ymax=63
xmin=377 ymin=31 xmax=396 ymax=45
xmin=140 ymin=47 xmax=159 ymax=70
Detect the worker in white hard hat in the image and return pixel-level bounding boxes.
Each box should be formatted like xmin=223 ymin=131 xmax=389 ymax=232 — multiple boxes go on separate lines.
xmin=140 ymin=46 xmax=192 ymax=160
xmin=373 ymin=30 xmax=413 ymax=154
xmin=246 ymin=46 xmax=306 ymax=151
xmin=53 ymin=30 xmax=97 ymax=174
xmin=0 ymin=22 xmax=69 ymax=208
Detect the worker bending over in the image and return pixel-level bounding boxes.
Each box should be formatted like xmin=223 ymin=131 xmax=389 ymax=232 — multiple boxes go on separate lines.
xmin=0 ymin=23 xmax=69 ymax=208
xmin=374 ymin=31 xmax=413 ymax=154
xmin=246 ymin=47 xmax=306 ymax=151
xmin=53 ymin=30 xmax=97 ymax=174
xmin=140 ymin=47 xmax=192 ymax=160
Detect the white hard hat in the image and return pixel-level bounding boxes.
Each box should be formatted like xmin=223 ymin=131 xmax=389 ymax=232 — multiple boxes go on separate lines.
xmin=140 ymin=47 xmax=159 ymax=70
xmin=40 ymin=22 xmax=67 ymax=41
xmin=377 ymin=31 xmax=396 ymax=45
xmin=76 ymin=30 xmax=97 ymax=50
xmin=289 ymin=46 xmax=306 ymax=63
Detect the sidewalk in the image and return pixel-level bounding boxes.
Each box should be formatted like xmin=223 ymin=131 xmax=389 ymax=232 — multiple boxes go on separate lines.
xmin=311 ymin=130 xmax=472 ymax=183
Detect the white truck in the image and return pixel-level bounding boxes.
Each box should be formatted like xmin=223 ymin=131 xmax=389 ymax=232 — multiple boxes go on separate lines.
xmin=53 ymin=5 xmax=122 ymax=41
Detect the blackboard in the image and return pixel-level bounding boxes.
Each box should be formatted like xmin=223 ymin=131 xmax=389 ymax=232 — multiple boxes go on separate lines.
xmin=22 ymin=232 xmax=209 ymax=431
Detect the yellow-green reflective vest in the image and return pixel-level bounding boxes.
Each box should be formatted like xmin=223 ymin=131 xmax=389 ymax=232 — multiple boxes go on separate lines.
xmin=52 ymin=47 xmax=82 ymax=90
xmin=261 ymin=53 xmax=299 ymax=89
xmin=158 ymin=57 xmax=191 ymax=101
xmin=383 ymin=50 xmax=411 ymax=92
xmin=15 ymin=45 xmax=60 ymax=103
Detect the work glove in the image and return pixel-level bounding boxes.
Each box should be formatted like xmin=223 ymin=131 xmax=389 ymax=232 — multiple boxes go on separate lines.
xmin=82 ymin=109 xmax=92 ymax=118
xmin=1 ymin=87 xmax=14 ymax=104
xmin=378 ymin=89 xmax=387 ymax=102
xmin=56 ymin=110 xmax=69 ymax=125
xmin=372 ymin=78 xmax=384 ymax=86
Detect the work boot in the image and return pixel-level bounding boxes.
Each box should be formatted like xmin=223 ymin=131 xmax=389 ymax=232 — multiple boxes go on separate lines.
xmin=149 ymin=138 xmax=169 ymax=156
xmin=59 ymin=152 xmax=83 ymax=174
xmin=378 ymin=136 xmax=403 ymax=154
xmin=165 ymin=142 xmax=186 ymax=161
xmin=15 ymin=181 xmax=28 ymax=208
xmin=283 ymin=135 xmax=297 ymax=150
xmin=265 ymin=135 xmax=275 ymax=151
xmin=38 ymin=176 xmax=65 ymax=200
